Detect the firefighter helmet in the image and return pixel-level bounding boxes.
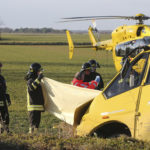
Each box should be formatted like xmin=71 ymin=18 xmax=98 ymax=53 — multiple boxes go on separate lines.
xmin=88 ymin=59 xmax=100 ymax=68
xmin=29 ymin=63 xmax=43 ymax=73
xmin=81 ymin=62 xmax=91 ymax=71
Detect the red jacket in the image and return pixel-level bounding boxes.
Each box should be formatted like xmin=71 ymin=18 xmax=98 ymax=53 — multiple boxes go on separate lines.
xmin=72 ymin=78 xmax=98 ymax=89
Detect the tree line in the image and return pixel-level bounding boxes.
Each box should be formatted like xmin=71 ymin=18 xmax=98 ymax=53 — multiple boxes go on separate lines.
xmin=0 ymin=27 xmax=112 ymax=34
xmin=0 ymin=27 xmax=66 ymax=33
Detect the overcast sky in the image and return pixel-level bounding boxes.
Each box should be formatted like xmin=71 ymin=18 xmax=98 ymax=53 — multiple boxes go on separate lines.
xmin=0 ymin=0 xmax=150 ymax=30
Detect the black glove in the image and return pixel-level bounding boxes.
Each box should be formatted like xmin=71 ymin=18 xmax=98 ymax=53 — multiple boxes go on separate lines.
xmin=38 ymin=73 xmax=44 ymax=81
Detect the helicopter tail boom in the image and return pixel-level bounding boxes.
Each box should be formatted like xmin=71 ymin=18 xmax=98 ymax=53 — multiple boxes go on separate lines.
xmin=88 ymin=26 xmax=113 ymax=51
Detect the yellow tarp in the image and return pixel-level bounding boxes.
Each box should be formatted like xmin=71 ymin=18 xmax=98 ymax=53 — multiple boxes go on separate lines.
xmin=41 ymin=77 xmax=100 ymax=125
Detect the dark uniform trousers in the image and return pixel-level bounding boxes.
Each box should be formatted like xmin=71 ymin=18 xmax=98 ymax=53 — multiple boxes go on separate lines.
xmin=0 ymin=105 xmax=9 ymax=125
xmin=0 ymin=75 xmax=10 ymax=133
xmin=28 ymin=111 xmax=41 ymax=128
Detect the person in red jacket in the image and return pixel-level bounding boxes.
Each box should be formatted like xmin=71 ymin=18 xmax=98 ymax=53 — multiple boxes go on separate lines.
xmin=72 ymin=62 xmax=99 ymax=89
xmin=84 ymin=59 xmax=104 ymax=90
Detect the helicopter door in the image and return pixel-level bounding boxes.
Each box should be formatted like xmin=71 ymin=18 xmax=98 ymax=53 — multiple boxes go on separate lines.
xmin=135 ymin=57 xmax=150 ymax=140
xmin=103 ymin=53 xmax=148 ymax=137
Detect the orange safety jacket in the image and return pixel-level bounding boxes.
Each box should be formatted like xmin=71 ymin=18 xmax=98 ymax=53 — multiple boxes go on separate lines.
xmin=72 ymin=78 xmax=98 ymax=89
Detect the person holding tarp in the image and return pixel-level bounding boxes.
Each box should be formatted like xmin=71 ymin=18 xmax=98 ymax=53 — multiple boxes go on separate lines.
xmin=0 ymin=62 xmax=11 ymax=134
xmin=72 ymin=62 xmax=100 ymax=89
xmin=25 ymin=63 xmax=44 ymax=133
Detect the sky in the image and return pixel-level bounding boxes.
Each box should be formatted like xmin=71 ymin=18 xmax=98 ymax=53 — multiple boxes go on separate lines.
xmin=0 ymin=0 xmax=150 ymax=30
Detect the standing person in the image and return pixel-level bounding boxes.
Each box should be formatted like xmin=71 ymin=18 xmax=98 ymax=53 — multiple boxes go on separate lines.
xmin=25 ymin=63 xmax=44 ymax=133
xmin=72 ymin=62 xmax=99 ymax=89
xmin=84 ymin=59 xmax=104 ymax=90
xmin=0 ymin=62 xmax=11 ymax=134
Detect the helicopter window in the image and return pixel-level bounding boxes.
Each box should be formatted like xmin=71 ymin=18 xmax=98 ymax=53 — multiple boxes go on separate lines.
xmin=103 ymin=53 xmax=148 ymax=99
xmin=137 ymin=27 xmax=144 ymax=36
xmin=138 ymin=39 xmax=145 ymax=47
xmin=116 ymin=44 xmax=128 ymax=57
xmin=143 ymin=36 xmax=150 ymax=45
xmin=115 ymin=38 xmax=149 ymax=58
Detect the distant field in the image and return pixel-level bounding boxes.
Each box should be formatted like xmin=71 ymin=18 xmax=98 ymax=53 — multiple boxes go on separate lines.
xmin=0 ymin=33 xmax=111 ymax=44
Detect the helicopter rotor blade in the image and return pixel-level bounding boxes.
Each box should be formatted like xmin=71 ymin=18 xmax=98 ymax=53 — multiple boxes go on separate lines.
xmin=62 ymin=16 xmax=131 ymax=19
xmin=59 ymin=17 xmax=129 ymax=23
xmin=61 ymin=14 xmax=150 ymax=24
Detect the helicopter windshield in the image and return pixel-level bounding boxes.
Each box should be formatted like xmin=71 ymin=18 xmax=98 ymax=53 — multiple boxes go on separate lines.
xmin=115 ymin=36 xmax=150 ymax=57
xmin=144 ymin=36 xmax=150 ymax=44
xmin=103 ymin=53 xmax=148 ymax=99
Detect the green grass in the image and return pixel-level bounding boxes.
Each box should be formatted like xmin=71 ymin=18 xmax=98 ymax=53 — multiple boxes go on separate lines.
xmin=0 ymin=44 xmax=115 ymax=135
xmin=0 ymin=33 xmax=111 ymax=44
xmin=0 ymin=33 xmax=68 ymax=43
xmin=0 ymin=33 xmax=148 ymax=150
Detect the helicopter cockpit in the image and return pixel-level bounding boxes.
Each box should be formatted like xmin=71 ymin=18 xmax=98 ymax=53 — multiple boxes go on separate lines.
xmin=115 ymin=36 xmax=150 ymax=58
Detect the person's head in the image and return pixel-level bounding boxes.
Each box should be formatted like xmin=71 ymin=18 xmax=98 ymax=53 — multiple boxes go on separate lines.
xmin=81 ymin=62 xmax=91 ymax=75
xmin=25 ymin=63 xmax=43 ymax=80
xmin=29 ymin=63 xmax=43 ymax=75
xmin=88 ymin=59 xmax=100 ymax=72
xmin=0 ymin=62 xmax=2 ymax=74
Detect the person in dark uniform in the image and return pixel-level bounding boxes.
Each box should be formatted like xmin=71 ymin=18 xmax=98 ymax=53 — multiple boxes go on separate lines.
xmin=72 ymin=62 xmax=99 ymax=89
xmin=25 ymin=63 xmax=44 ymax=133
xmin=0 ymin=62 xmax=11 ymax=134
xmin=84 ymin=59 xmax=104 ymax=90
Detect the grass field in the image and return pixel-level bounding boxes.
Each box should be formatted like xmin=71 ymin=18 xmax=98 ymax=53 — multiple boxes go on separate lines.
xmin=0 ymin=44 xmax=115 ymax=133
xmin=0 ymin=33 xmax=111 ymax=44
xmin=0 ymin=33 xmax=149 ymax=150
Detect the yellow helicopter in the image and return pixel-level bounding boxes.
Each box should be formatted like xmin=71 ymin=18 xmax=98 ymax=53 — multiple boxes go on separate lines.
xmin=62 ymin=14 xmax=150 ymax=72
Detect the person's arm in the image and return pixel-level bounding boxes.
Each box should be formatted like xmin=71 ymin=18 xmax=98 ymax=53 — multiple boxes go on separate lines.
xmin=72 ymin=78 xmax=98 ymax=89
xmin=72 ymin=78 xmax=88 ymax=88
xmin=28 ymin=73 xmax=44 ymax=91
xmin=87 ymin=80 xmax=98 ymax=89
xmin=5 ymin=94 xmax=11 ymax=106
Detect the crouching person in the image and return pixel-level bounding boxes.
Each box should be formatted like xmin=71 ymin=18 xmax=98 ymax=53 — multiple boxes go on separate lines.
xmin=0 ymin=62 xmax=11 ymax=134
xmin=72 ymin=62 xmax=99 ymax=89
xmin=25 ymin=63 xmax=44 ymax=134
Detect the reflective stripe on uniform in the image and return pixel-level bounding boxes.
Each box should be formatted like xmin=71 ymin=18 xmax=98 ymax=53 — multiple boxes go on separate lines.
xmin=80 ymin=84 xmax=88 ymax=88
xmin=35 ymin=79 xmax=40 ymax=84
xmin=31 ymin=83 xmax=37 ymax=89
xmin=93 ymin=83 xmax=97 ymax=87
xmin=32 ymin=79 xmax=40 ymax=89
xmin=27 ymin=105 xmax=44 ymax=111
xmin=27 ymin=90 xmax=44 ymax=111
